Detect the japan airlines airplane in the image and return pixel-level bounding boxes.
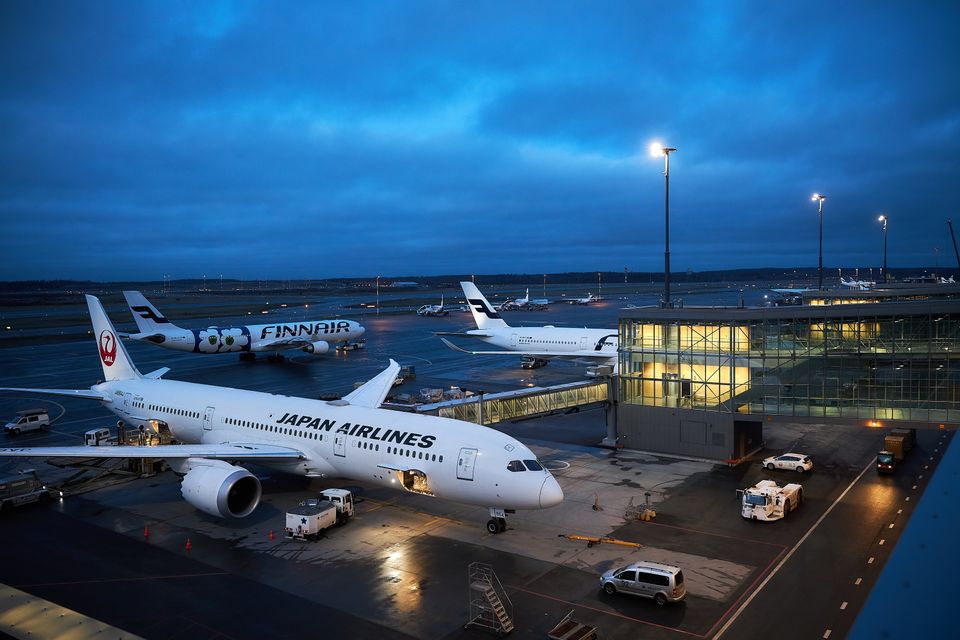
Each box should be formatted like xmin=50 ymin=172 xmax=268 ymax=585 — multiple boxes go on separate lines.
xmin=439 ymin=282 xmax=618 ymax=369
xmin=0 ymin=296 xmax=563 ymax=534
xmin=122 ymin=290 xmax=365 ymax=360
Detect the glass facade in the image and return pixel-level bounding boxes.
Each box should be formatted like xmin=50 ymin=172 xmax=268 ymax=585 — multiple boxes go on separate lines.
xmin=619 ymin=304 xmax=960 ymax=425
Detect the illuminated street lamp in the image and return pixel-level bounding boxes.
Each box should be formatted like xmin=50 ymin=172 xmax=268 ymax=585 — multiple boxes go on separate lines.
xmin=650 ymin=142 xmax=677 ymax=307
xmin=811 ymin=193 xmax=826 ymax=290
xmin=375 ymin=275 xmax=380 ymax=315
xmin=878 ymin=215 xmax=888 ymax=281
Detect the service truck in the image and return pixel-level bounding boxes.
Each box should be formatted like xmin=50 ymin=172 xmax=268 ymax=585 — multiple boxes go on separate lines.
xmin=285 ymin=502 xmax=337 ymax=541
xmin=740 ymin=479 xmax=803 ymax=521
xmin=884 ymin=427 xmax=916 ymax=462
xmin=299 ymin=488 xmax=354 ymax=525
xmin=0 ymin=470 xmax=54 ymax=511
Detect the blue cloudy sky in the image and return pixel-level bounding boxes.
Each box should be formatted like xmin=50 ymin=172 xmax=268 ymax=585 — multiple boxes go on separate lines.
xmin=1 ymin=1 xmax=958 ymax=281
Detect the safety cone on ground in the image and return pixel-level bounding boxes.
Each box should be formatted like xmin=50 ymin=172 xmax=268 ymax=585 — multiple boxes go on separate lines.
xmin=143 ymin=525 xmax=150 ymax=540
xmin=185 ymin=538 xmax=192 ymax=552
xmin=268 ymin=530 xmax=274 ymax=541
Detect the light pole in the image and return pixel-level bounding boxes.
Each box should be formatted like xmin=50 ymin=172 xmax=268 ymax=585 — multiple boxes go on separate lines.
xmin=878 ymin=215 xmax=888 ymax=281
xmin=597 ymin=272 xmax=601 ymax=298
xmin=375 ymin=275 xmax=380 ymax=315
xmin=650 ymin=143 xmax=677 ymax=307
xmin=811 ymin=193 xmax=826 ymax=290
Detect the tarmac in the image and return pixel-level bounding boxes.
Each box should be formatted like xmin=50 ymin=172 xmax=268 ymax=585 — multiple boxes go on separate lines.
xmin=0 ymin=286 xmax=951 ymax=639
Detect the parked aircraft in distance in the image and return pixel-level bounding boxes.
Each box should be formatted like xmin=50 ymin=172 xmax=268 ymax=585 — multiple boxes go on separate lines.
xmin=439 ymin=282 xmax=618 ymax=370
xmin=501 ymin=288 xmax=549 ymax=311
xmin=121 ymin=290 xmax=365 ymax=361
xmin=565 ymin=293 xmax=599 ymax=305
xmin=417 ymin=295 xmax=451 ymax=317
xmin=0 ymin=296 xmax=562 ymax=534
xmin=840 ymin=277 xmax=875 ymax=291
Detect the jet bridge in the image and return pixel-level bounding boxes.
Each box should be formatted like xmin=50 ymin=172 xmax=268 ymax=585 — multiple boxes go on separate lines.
xmin=416 ymin=379 xmax=612 ymax=428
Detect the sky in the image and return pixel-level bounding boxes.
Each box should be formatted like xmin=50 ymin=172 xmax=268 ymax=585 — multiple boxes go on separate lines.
xmin=1 ymin=1 xmax=958 ymax=281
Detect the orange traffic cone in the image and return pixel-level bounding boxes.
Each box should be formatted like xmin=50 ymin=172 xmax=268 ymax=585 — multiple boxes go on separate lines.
xmin=268 ymin=530 xmax=274 ymax=541
xmin=143 ymin=526 xmax=150 ymax=539
xmin=185 ymin=538 xmax=192 ymax=552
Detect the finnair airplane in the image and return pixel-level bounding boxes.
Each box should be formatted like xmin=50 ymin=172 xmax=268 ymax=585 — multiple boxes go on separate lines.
xmin=840 ymin=277 xmax=874 ymax=291
xmin=439 ymin=282 xmax=618 ymax=369
xmin=565 ymin=293 xmax=599 ymax=305
xmin=416 ymin=295 xmax=450 ymax=317
xmin=122 ymin=291 xmax=365 ymax=360
xmin=502 ymin=288 xmax=549 ymax=311
xmin=0 ymin=296 xmax=562 ymax=534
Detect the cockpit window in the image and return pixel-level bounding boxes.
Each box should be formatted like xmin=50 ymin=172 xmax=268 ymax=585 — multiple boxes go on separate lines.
xmin=523 ymin=459 xmax=543 ymax=471
xmin=507 ymin=460 xmax=525 ymax=472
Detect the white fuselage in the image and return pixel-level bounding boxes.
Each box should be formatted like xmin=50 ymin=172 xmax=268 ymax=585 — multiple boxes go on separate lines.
xmin=468 ymin=326 xmax=618 ymax=364
xmin=136 ymin=319 xmax=365 ymax=354
xmin=99 ymin=377 xmax=560 ymax=510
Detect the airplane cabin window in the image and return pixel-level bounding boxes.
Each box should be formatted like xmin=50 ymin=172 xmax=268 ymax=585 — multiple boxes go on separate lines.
xmin=523 ymin=460 xmax=544 ymax=471
xmin=439 ymin=455 xmax=443 ymax=463
xmin=507 ymin=460 xmax=525 ymax=472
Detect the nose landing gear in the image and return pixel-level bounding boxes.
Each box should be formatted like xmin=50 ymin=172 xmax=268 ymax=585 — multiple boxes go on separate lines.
xmin=486 ymin=507 xmax=507 ymax=534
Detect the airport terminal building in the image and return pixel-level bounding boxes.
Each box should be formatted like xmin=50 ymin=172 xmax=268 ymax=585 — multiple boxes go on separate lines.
xmin=615 ymin=301 xmax=960 ymax=462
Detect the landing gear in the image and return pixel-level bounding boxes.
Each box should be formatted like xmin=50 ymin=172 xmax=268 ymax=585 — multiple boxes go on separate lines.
xmin=486 ymin=518 xmax=506 ymax=534
xmin=486 ymin=508 xmax=507 ymax=534
xmin=239 ymin=352 xmax=256 ymax=362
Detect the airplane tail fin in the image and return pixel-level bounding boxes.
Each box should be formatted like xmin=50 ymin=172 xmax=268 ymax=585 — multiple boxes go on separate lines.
xmin=86 ymin=295 xmax=142 ymax=381
xmin=123 ymin=290 xmax=179 ymax=333
xmin=460 ymin=282 xmax=509 ymax=330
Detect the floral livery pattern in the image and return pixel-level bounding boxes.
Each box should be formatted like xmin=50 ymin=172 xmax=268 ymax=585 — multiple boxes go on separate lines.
xmin=193 ymin=326 xmax=251 ymax=353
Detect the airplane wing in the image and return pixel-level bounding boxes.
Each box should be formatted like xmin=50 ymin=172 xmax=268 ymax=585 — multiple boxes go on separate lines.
xmin=0 ymin=442 xmax=304 ymax=461
xmin=144 ymin=367 xmax=170 ymax=379
xmin=435 ymin=331 xmax=494 ymax=338
xmin=439 ymin=338 xmax=612 ymax=360
xmin=341 ymin=360 xmax=401 ymax=409
xmin=0 ymin=387 xmax=111 ymax=402
xmin=376 ymin=462 xmax=415 ymax=473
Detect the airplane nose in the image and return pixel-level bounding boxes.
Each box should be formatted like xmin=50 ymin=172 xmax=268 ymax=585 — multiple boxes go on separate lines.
xmin=539 ymin=475 xmax=564 ymax=508
xmin=357 ymin=325 xmax=366 ymax=336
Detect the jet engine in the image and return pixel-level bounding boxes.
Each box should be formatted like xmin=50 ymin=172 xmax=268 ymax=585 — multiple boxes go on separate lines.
xmin=302 ymin=340 xmax=330 ymax=354
xmin=180 ymin=459 xmax=261 ymax=518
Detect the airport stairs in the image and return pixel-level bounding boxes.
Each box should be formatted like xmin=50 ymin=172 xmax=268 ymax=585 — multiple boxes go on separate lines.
xmin=467 ymin=562 xmax=514 ymax=635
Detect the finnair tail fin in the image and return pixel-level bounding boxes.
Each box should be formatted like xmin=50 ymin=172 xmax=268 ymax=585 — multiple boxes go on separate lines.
xmin=86 ymin=295 xmax=141 ymax=381
xmin=461 ymin=282 xmax=509 ymax=330
xmin=123 ymin=290 xmax=178 ymax=333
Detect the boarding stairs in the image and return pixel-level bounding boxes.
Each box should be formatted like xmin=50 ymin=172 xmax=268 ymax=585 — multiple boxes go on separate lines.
xmin=467 ymin=562 xmax=514 ymax=635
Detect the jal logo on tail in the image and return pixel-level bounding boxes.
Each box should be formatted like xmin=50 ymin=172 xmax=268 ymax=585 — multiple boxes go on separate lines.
xmin=99 ymin=330 xmax=117 ymax=366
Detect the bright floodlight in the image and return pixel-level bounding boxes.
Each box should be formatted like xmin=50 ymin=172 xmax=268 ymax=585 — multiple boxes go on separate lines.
xmin=649 ymin=142 xmax=664 ymax=157
xmin=878 ymin=215 xmax=886 ymax=222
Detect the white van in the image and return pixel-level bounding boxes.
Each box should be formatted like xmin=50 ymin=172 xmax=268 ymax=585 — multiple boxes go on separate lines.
xmin=84 ymin=427 xmax=113 ymax=446
xmin=599 ymin=561 xmax=686 ymax=605
xmin=4 ymin=409 xmax=50 ymax=435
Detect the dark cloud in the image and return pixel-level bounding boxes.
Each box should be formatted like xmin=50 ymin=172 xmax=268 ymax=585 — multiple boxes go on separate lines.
xmin=0 ymin=1 xmax=958 ymax=280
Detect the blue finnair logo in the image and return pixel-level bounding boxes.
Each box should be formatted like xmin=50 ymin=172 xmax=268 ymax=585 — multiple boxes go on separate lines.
xmin=468 ymin=298 xmax=501 ymax=319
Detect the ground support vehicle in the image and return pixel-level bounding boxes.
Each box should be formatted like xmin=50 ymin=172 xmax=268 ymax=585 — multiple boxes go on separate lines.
xmin=884 ymin=428 xmax=916 ymax=461
xmin=877 ymin=450 xmax=897 ymax=474
xmin=599 ymin=561 xmax=686 ymax=605
xmin=0 ymin=470 xmax=54 ymax=511
xmin=285 ymin=502 xmax=337 ymax=540
xmin=336 ymin=339 xmax=366 ymax=352
xmin=3 ymin=409 xmax=50 ymax=435
xmin=740 ymin=479 xmax=803 ymax=521
xmin=299 ymin=488 xmax=354 ymax=525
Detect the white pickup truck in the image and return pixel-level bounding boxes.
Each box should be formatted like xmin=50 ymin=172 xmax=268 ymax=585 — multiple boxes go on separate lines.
xmin=740 ymin=480 xmax=803 ymax=521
